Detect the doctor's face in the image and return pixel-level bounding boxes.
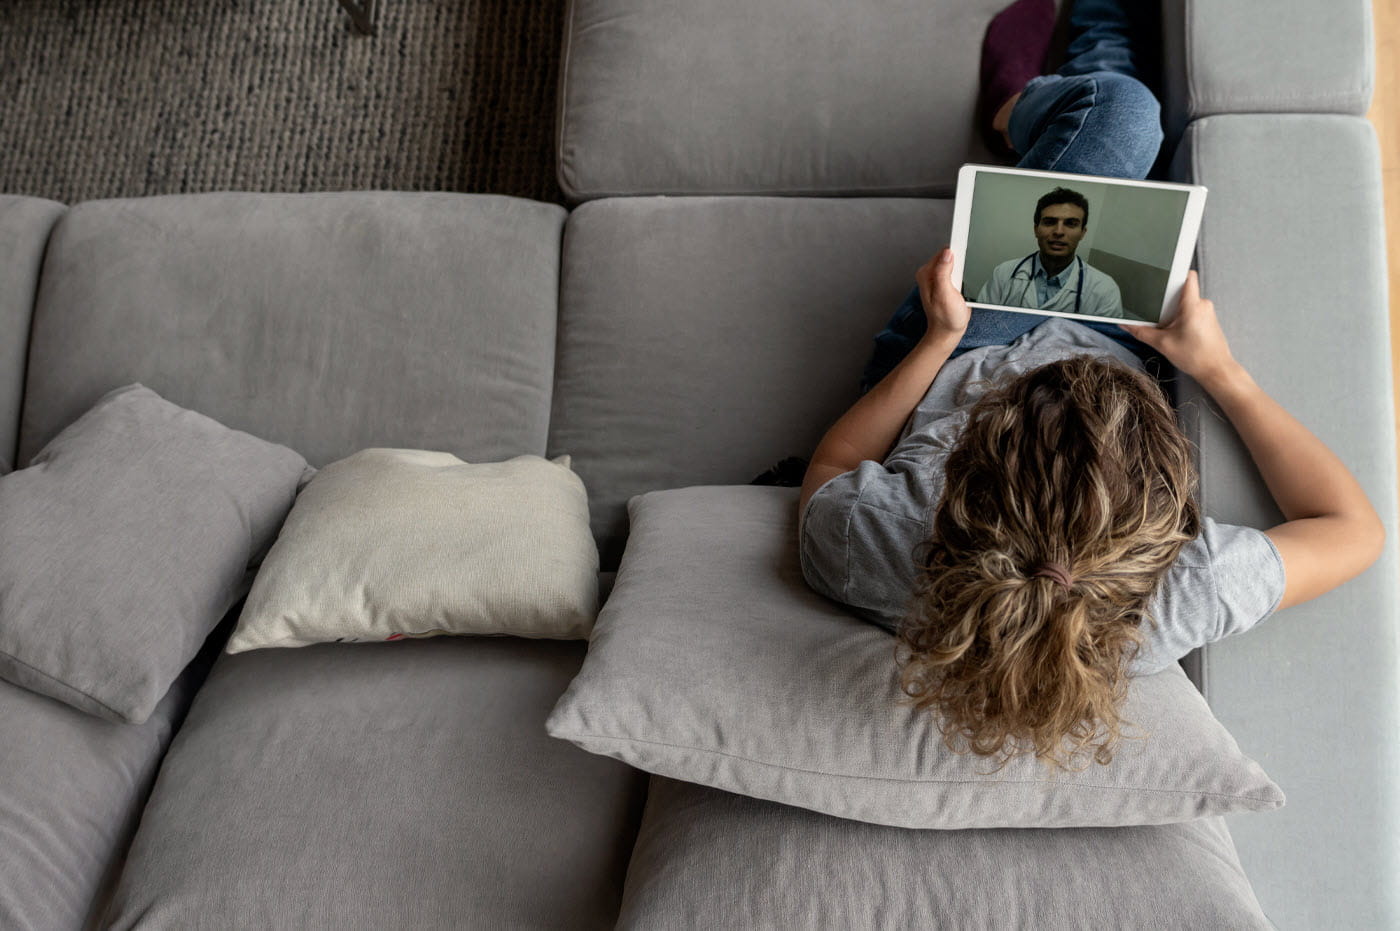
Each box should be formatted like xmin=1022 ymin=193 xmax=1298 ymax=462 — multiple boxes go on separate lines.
xmin=1034 ymin=203 xmax=1087 ymax=260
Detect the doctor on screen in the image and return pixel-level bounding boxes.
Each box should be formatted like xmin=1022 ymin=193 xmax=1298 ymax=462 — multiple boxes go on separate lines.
xmin=976 ymin=187 xmax=1125 ymax=319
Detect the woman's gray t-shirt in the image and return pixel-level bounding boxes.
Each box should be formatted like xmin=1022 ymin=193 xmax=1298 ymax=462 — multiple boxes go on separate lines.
xmin=799 ymin=317 xmax=1287 ymax=676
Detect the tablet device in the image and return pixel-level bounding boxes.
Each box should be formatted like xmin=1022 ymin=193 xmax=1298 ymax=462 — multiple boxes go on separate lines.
xmin=948 ymin=164 xmax=1207 ymax=327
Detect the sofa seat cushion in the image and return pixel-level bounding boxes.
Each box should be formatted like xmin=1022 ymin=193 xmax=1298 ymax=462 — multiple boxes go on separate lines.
xmin=19 ymin=192 xmax=566 ymax=470
xmin=617 ymin=775 xmax=1272 ymax=929
xmin=557 ymin=0 xmax=1009 ymax=198
xmin=105 ymin=637 xmax=645 ymax=930
xmin=549 ymin=195 xmax=951 ymax=567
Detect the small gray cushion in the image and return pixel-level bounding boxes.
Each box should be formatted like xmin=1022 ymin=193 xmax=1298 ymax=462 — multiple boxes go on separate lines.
xmin=618 ymin=775 xmax=1272 ymax=929
xmin=547 ymin=485 xmax=1284 ymax=829
xmin=0 ymin=609 xmax=221 ymax=931
xmin=0 ymin=384 xmax=307 ymax=723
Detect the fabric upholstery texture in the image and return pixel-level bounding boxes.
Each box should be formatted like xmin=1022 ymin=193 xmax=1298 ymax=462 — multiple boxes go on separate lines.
xmin=0 ymin=384 xmax=307 ymax=723
xmin=547 ymin=195 xmax=950 ymax=568
xmin=0 ymin=196 xmax=64 ymax=475
xmin=557 ymin=0 xmax=1009 ymax=198
xmin=1171 ymin=113 xmax=1399 ymax=928
xmin=18 ymin=192 xmax=565 ymax=469
xmin=617 ymin=775 xmax=1273 ymax=930
xmin=0 ymin=619 xmax=216 ymax=931
xmin=106 ymin=637 xmax=646 ymax=930
xmin=1159 ymin=0 xmax=1373 ymax=143
xmin=227 ymin=449 xmax=599 ymax=651
xmin=547 ymin=485 xmax=1284 ymax=829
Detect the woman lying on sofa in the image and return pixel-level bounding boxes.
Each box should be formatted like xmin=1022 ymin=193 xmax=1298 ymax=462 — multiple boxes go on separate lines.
xmin=797 ymin=0 xmax=1386 ymax=771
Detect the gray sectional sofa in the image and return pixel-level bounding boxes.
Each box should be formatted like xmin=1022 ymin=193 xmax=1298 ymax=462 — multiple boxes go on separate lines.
xmin=1 ymin=0 xmax=1394 ymax=928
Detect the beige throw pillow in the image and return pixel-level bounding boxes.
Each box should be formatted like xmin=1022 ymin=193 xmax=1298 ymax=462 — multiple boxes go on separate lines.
xmin=227 ymin=449 xmax=598 ymax=652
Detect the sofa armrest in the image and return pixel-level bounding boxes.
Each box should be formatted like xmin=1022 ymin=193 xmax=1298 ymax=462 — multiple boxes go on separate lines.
xmin=1174 ymin=112 xmax=1398 ymax=930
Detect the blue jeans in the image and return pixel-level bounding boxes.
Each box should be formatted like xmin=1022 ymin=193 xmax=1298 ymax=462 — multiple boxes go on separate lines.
xmin=1009 ymin=0 xmax=1163 ymax=177
xmin=860 ymin=0 xmax=1164 ymax=394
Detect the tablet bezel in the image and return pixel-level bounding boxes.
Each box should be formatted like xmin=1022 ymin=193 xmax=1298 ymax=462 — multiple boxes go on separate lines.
xmin=948 ymin=163 xmax=1207 ymax=327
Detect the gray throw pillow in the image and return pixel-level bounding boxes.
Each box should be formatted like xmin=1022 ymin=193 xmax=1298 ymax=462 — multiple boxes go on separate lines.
xmin=0 ymin=384 xmax=308 ymax=723
xmin=617 ymin=775 xmax=1272 ymax=929
xmin=547 ymin=485 xmax=1284 ymax=829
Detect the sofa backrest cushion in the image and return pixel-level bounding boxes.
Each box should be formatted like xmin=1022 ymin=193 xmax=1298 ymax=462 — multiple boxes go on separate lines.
xmin=1159 ymin=0 xmax=1373 ymax=144
xmin=0 ymin=196 xmax=65 ymax=474
xmin=548 ymin=195 xmax=951 ymax=568
xmin=556 ymin=0 xmax=1009 ymax=199
xmin=18 ymin=192 xmax=566 ymax=469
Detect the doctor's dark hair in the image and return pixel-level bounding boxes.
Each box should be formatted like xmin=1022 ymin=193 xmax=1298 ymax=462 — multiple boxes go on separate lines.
xmin=895 ymin=355 xmax=1200 ymax=773
xmin=1033 ymin=187 xmax=1090 ymax=227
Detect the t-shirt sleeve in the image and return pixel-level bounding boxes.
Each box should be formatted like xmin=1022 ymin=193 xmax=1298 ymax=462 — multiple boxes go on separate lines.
xmin=798 ymin=459 xmax=933 ymax=633
xmin=1130 ymin=517 xmax=1288 ymax=675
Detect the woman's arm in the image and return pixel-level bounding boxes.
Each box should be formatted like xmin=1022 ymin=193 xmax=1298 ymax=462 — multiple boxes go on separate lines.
xmin=799 ymin=249 xmax=970 ymax=518
xmin=1195 ymin=362 xmax=1385 ymax=609
xmin=1122 ymin=273 xmax=1386 ymax=610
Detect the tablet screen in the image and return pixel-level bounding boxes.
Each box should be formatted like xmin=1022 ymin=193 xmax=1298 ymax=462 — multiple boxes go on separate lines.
xmin=949 ymin=165 xmax=1207 ymax=326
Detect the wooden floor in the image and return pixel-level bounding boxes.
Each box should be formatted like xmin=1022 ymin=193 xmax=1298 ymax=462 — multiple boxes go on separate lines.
xmin=1375 ymin=0 xmax=1400 ymax=470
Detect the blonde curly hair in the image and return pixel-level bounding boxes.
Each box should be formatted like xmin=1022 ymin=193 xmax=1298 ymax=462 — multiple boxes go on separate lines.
xmin=896 ymin=354 xmax=1200 ymax=772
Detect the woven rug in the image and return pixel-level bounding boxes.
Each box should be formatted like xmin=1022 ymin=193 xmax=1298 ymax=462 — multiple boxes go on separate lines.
xmin=0 ymin=0 xmax=566 ymax=204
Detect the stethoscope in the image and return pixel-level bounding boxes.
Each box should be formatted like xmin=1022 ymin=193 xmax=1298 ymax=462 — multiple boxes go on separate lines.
xmin=1009 ymin=252 xmax=1083 ymax=314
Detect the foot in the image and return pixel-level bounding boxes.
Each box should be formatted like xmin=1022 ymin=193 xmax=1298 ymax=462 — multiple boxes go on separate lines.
xmin=979 ymin=0 xmax=1055 ymax=154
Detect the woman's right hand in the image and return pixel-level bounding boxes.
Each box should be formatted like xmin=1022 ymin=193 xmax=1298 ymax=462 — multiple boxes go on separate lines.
xmin=1118 ymin=270 xmax=1237 ymax=382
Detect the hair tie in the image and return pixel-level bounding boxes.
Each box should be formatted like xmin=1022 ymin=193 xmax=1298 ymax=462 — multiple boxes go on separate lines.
xmin=1033 ymin=562 xmax=1074 ymax=591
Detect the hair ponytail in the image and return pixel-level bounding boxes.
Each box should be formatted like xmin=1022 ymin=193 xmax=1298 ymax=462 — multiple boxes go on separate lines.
xmin=896 ymin=355 xmax=1199 ymax=772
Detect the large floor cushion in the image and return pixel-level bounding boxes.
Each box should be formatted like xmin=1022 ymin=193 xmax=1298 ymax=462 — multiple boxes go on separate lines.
xmin=0 ymin=195 xmax=64 ymax=474
xmin=548 ymin=195 xmax=949 ymax=567
xmin=18 ymin=192 xmax=566 ymax=468
xmin=105 ymin=638 xmax=646 ymax=929
xmin=556 ymin=0 xmax=1009 ymax=199
xmin=617 ymin=775 xmax=1272 ymax=929
xmin=1169 ymin=113 xmax=1398 ymax=929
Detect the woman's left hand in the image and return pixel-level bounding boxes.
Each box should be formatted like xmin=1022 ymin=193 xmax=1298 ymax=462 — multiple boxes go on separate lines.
xmin=915 ymin=248 xmax=971 ymax=339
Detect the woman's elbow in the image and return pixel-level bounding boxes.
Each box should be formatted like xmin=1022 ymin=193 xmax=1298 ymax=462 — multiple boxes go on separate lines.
xmin=1359 ymin=506 xmax=1388 ymax=567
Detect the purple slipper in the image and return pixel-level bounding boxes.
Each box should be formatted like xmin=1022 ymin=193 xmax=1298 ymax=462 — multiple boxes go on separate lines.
xmin=978 ymin=0 xmax=1056 ymax=155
